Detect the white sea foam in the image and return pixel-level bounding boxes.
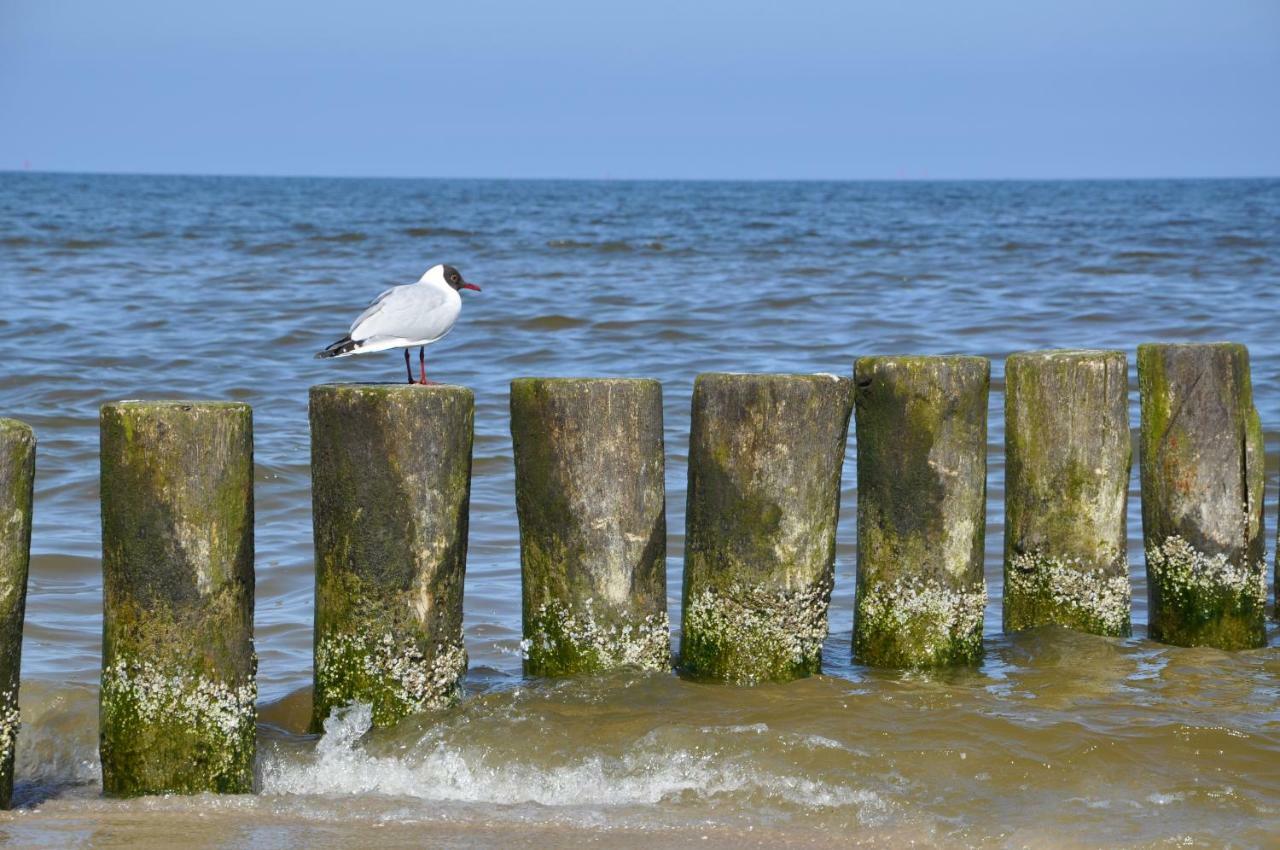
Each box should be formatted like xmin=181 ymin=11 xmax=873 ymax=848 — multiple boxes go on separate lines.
xmin=698 ymin=722 xmax=768 ymax=735
xmin=259 ymin=703 xmax=888 ymax=821
xmin=1145 ymin=791 xmax=1187 ymax=806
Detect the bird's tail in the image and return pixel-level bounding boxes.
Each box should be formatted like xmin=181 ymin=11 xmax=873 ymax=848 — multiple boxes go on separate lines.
xmin=315 ymin=336 xmax=361 ymax=359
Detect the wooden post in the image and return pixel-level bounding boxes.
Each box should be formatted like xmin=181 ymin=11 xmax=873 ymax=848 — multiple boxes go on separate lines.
xmin=1003 ymin=350 xmax=1131 ymax=636
xmin=99 ymin=401 xmax=256 ymax=796
xmin=1138 ymin=343 xmax=1266 ymax=649
xmin=310 ymin=384 xmax=472 ymax=731
xmin=680 ymin=373 xmax=853 ymax=684
xmin=0 ymin=419 xmax=34 ymax=808
xmin=510 ymin=378 xmax=669 ymax=675
xmin=853 ymin=356 xmax=989 ymax=668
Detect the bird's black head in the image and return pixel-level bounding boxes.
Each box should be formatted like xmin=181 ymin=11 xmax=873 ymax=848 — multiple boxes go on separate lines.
xmin=442 ymin=265 xmax=481 ymax=292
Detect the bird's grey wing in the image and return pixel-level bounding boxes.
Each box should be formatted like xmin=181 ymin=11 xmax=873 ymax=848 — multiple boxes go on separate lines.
xmin=348 ymin=286 xmax=398 ymax=334
xmin=349 ymin=284 xmax=449 ymax=341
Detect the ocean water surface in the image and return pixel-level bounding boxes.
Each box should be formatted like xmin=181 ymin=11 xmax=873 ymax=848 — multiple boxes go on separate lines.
xmin=0 ymin=173 xmax=1278 ymax=847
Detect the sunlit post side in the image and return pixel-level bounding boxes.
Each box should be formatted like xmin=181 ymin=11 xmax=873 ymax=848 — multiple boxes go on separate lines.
xmin=680 ymin=373 xmax=853 ymax=684
xmin=1003 ymin=350 xmax=1132 ymax=636
xmin=511 ymin=378 xmax=669 ymax=675
xmin=0 ymin=419 xmax=34 ymax=808
xmin=853 ymin=356 xmax=989 ymax=668
xmin=310 ymin=384 xmax=472 ymax=731
xmin=99 ymin=401 xmax=256 ymax=796
xmin=1138 ymin=343 xmax=1266 ymax=649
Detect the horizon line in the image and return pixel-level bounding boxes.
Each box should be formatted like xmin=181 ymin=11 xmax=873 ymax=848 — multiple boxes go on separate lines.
xmin=3 ymin=167 xmax=1278 ymax=184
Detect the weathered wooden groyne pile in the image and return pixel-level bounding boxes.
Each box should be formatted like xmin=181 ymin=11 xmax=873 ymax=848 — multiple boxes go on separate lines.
xmin=0 ymin=418 xmax=34 ymax=808
xmin=0 ymin=343 xmax=1275 ymax=799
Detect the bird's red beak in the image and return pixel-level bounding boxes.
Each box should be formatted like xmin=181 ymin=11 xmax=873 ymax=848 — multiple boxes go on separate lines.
xmin=462 ymin=282 xmax=481 ymax=292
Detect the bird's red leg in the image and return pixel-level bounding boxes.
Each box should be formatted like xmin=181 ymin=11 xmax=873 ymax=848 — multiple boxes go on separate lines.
xmin=418 ymin=346 xmax=427 ymax=385
xmin=404 ymin=349 xmax=414 ymax=384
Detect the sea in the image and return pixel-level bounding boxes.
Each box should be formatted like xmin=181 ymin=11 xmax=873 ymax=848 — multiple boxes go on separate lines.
xmin=0 ymin=173 xmax=1277 ymax=848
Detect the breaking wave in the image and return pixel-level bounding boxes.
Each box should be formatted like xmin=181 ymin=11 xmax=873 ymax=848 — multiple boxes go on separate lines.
xmin=259 ymin=703 xmax=888 ymax=820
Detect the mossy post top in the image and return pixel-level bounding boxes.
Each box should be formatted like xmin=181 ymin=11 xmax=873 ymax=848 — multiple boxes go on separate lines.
xmin=511 ymin=376 xmax=662 ymax=390
xmin=1138 ymin=340 xmax=1248 ymax=355
xmin=310 ymin=382 xmax=475 ymax=401
xmin=855 ymin=354 xmax=990 ymax=370
xmin=693 ymin=371 xmax=850 ymax=388
xmin=852 ymin=355 xmax=992 ymax=426
xmin=102 ymin=399 xmax=251 ymax=411
xmin=1007 ymin=348 xmax=1127 ymax=366
xmin=509 ymin=378 xmax=664 ymax=426
xmin=1136 ymin=341 xmax=1255 ymax=408
xmin=1136 ymin=342 xmax=1255 ymax=403
xmin=0 ymin=419 xmax=34 ymax=440
xmin=0 ymin=419 xmax=34 ymax=503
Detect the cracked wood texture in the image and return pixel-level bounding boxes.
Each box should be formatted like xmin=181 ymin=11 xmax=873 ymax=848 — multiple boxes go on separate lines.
xmin=510 ymin=378 xmax=668 ymax=676
xmin=1137 ymin=343 xmax=1266 ymax=649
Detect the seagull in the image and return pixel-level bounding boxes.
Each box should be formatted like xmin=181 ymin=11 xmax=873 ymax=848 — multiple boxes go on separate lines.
xmin=316 ymin=263 xmax=481 ymax=384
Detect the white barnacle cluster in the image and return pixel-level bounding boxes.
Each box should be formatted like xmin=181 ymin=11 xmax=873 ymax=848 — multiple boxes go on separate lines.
xmin=1146 ymin=535 xmax=1266 ymax=610
xmin=1006 ymin=551 xmax=1131 ymax=633
xmin=0 ymin=691 xmax=19 ymax=768
xmin=857 ymin=575 xmax=985 ymax=659
xmin=316 ymin=630 xmax=467 ymax=712
xmin=101 ymin=657 xmax=255 ymax=770
xmin=524 ymin=598 xmax=670 ymax=670
xmin=684 ymin=576 xmax=832 ymax=669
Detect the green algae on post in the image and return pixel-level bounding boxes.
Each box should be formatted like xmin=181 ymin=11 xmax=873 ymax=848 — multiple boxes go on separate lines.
xmin=680 ymin=373 xmax=853 ymax=684
xmin=0 ymin=419 xmax=34 ymax=808
xmin=511 ymin=378 xmax=669 ymax=675
xmin=99 ymin=401 xmax=256 ymax=796
xmin=310 ymin=384 xmax=473 ymax=730
xmin=1003 ymin=350 xmax=1132 ymax=636
xmin=853 ymin=356 xmax=989 ymax=668
xmin=1137 ymin=343 xmax=1266 ymax=649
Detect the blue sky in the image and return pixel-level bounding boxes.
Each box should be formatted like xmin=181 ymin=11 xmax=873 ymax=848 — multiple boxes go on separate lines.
xmin=2 ymin=0 xmax=1277 ymax=179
